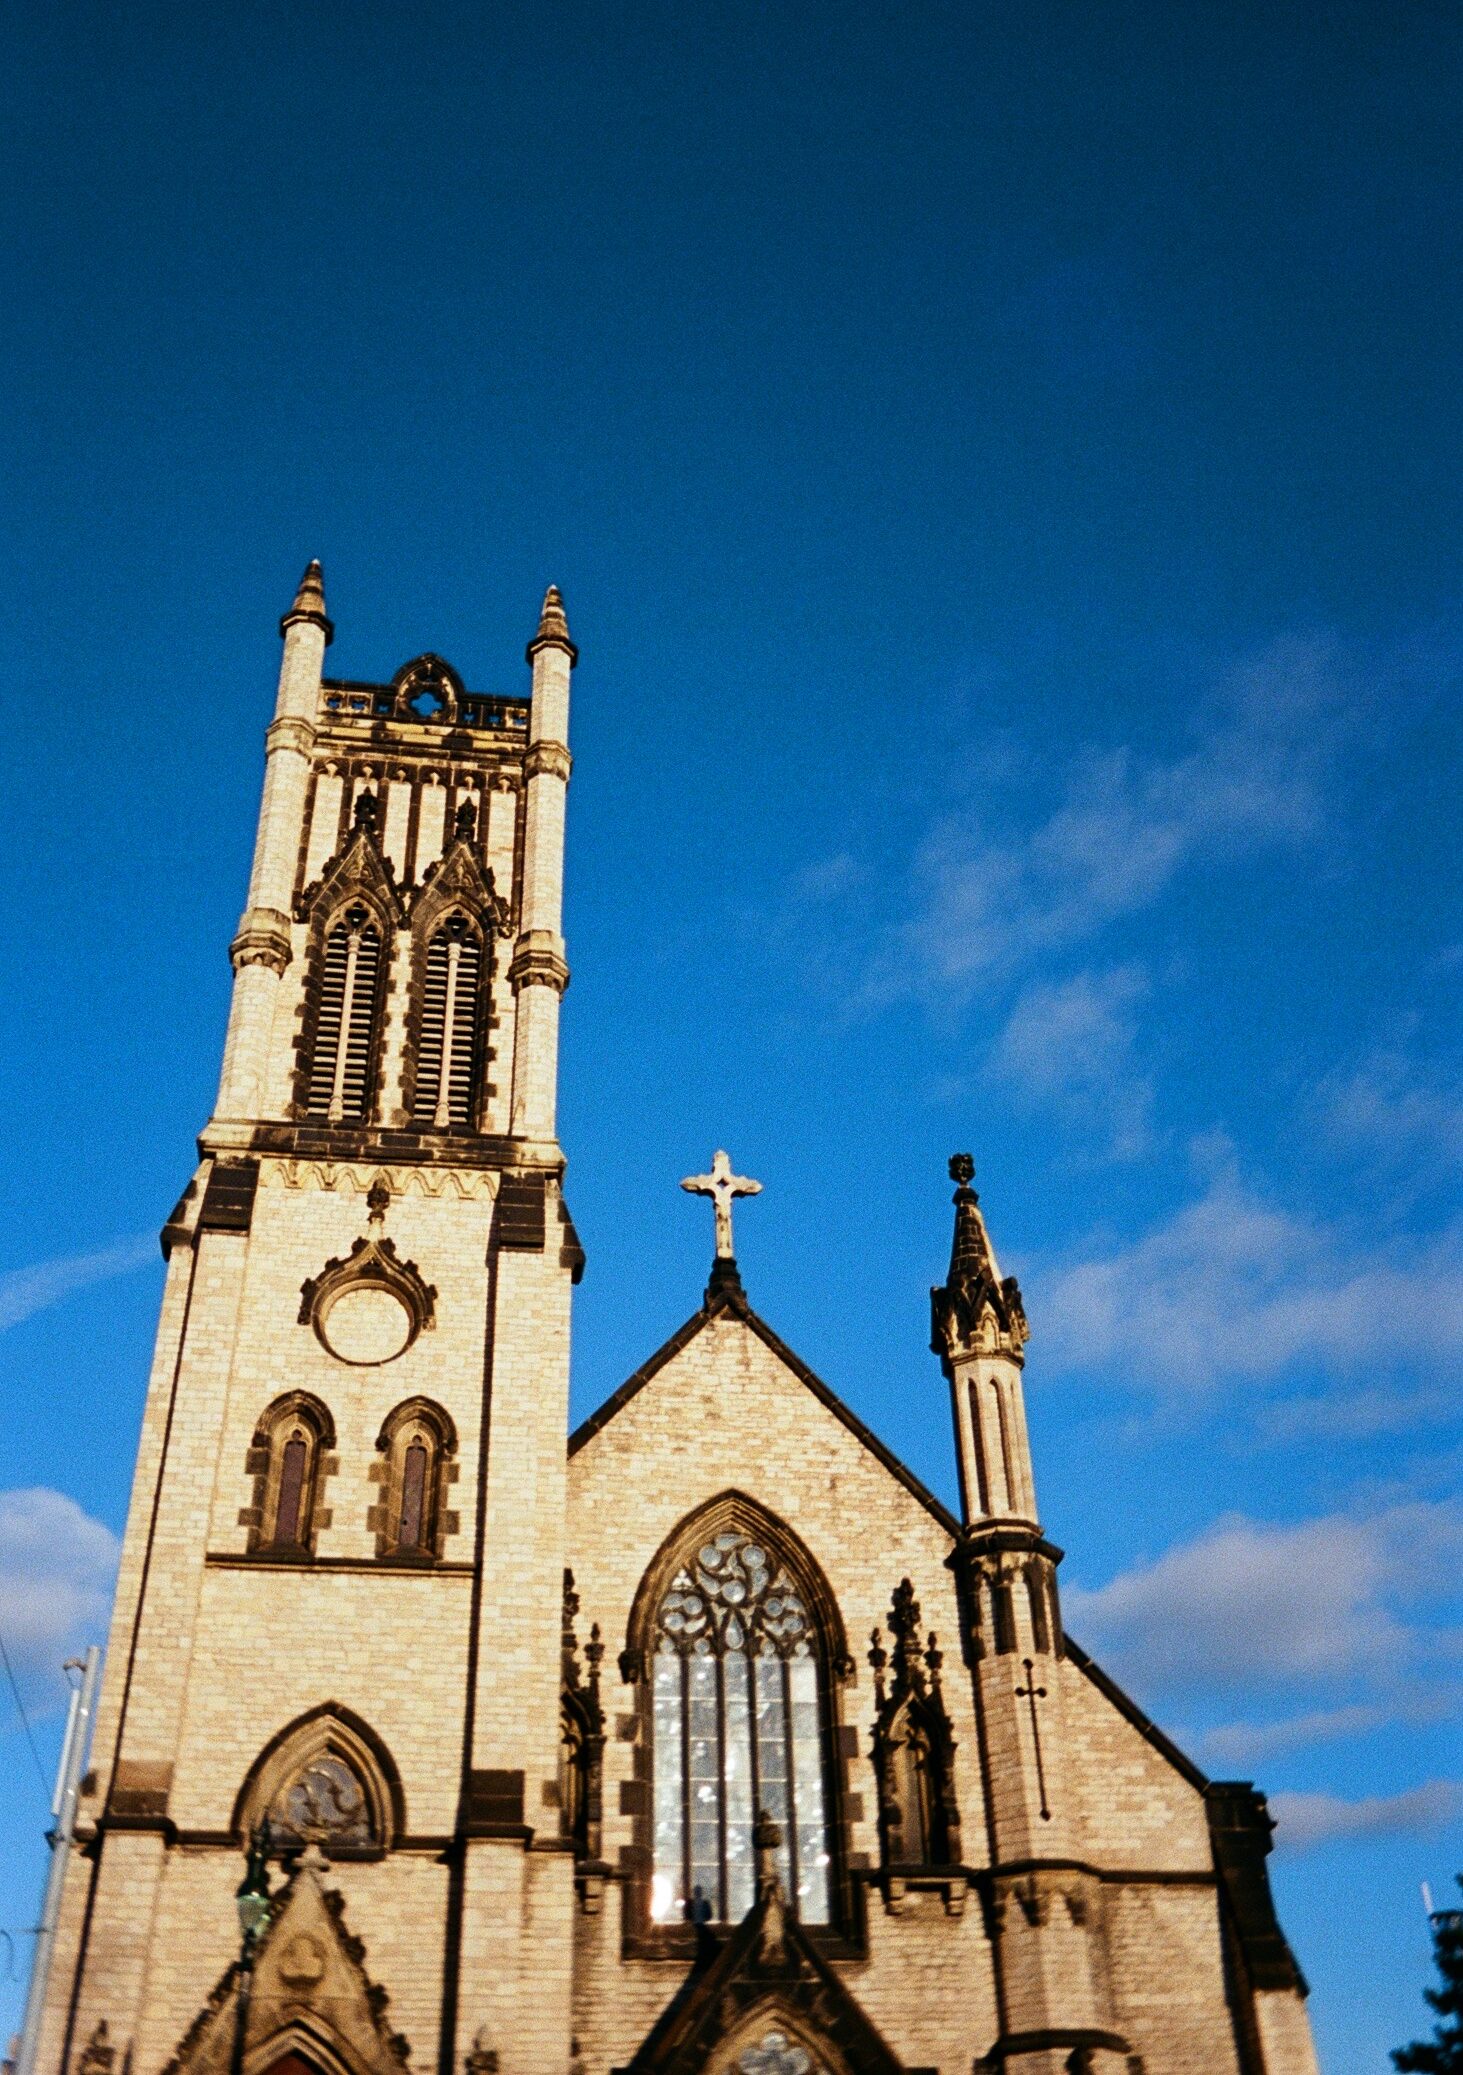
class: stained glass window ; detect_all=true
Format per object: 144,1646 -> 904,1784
650,1528 -> 832,1927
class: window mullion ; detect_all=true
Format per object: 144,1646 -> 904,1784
328,929 -> 362,1121
434,937 -> 462,1128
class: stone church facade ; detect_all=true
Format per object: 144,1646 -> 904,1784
34,570 -> 1320,2075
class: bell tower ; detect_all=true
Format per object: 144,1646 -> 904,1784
36,569 -> 584,2075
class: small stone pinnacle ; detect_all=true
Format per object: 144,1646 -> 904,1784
526,583 -> 578,665
280,558 -> 333,644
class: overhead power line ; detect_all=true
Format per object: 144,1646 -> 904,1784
0,1623 -> 51,1797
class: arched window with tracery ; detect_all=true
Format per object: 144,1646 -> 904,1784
235,1705 -> 401,1856
410,912 -> 485,1128
244,1394 -> 334,1556
304,903 -> 385,1121
643,1515 -> 838,1930
370,1399 -> 457,1561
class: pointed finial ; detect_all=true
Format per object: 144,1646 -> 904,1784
279,558 -> 334,645
947,1152 -> 986,1283
930,1151 -> 1030,1365
525,583 -> 578,666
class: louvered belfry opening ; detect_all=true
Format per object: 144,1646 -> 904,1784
305,903 -> 384,1121
413,913 -> 483,1129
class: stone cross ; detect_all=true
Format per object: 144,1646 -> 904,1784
680,1149 -> 761,1260
1014,1659 -> 1052,1822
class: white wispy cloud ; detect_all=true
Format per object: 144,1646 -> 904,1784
1200,1704 -> 1387,1767
0,1236 -> 156,1333
1269,1780 -> 1462,1852
1037,1157 -> 1463,1393
0,1489 -> 119,1712
1063,1501 -> 1463,1699
1317,1042 -> 1463,1175
988,964 -> 1152,1160
867,636 -> 1341,1005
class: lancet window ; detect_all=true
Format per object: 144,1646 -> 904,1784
305,904 -> 385,1121
410,912 -> 484,1128
244,1394 -> 334,1556
371,1399 -> 456,1561
649,1526 -> 834,1928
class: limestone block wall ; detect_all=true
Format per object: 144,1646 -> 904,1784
564,1309 -> 1266,2075
565,1312 -> 994,2075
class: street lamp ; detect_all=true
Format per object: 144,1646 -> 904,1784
230,1820 -> 273,2075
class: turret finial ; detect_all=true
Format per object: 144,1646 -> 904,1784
526,583 -> 578,666
930,1152 -> 1029,1368
279,558 -> 334,645
947,1153 -> 984,1282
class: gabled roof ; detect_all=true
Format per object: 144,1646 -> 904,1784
569,1268 -> 1217,1805
616,1875 -> 911,2075
567,1265 -> 961,1539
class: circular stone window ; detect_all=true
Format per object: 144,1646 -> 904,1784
317,1284 -> 414,1366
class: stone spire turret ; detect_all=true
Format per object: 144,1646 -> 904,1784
212,561 -> 333,1128
279,558 -> 334,644
525,582 -> 577,664
936,1159 -> 1117,2053
508,584 -> 576,1144
931,1156 -> 1033,1524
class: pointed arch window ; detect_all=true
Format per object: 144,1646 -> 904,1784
370,1399 -> 457,1561
647,1526 -> 834,1930
305,904 -> 384,1121
411,912 -> 484,1128
235,1706 -> 401,1857
244,1394 -> 334,1557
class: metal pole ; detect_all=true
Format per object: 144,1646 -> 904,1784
229,1946 -> 255,2075
15,1646 -> 102,2075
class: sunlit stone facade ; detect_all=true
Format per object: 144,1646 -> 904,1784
34,571 -> 1319,2075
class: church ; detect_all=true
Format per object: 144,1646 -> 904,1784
33,569 -> 1321,2075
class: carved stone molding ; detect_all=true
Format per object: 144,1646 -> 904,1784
930,1156 -> 1029,1369
299,1196 -> 436,1368
508,933 -> 570,994
867,1579 -> 962,1889
265,715 -> 316,757
523,739 -> 573,784
262,1160 -> 498,1202
76,2021 -> 117,2075
391,652 -> 463,725
230,907 -> 293,974
161,1848 -> 410,2075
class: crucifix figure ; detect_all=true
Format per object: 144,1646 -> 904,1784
680,1149 -> 762,1259
1014,1658 -> 1052,1821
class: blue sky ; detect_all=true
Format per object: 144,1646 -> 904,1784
2,1 -> 1461,2065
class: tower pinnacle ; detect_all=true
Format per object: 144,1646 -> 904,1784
526,583 -> 578,665
279,559 -> 334,644
931,1153 -> 1028,1370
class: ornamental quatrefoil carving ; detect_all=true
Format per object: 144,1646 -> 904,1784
299,1186 -> 437,1366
